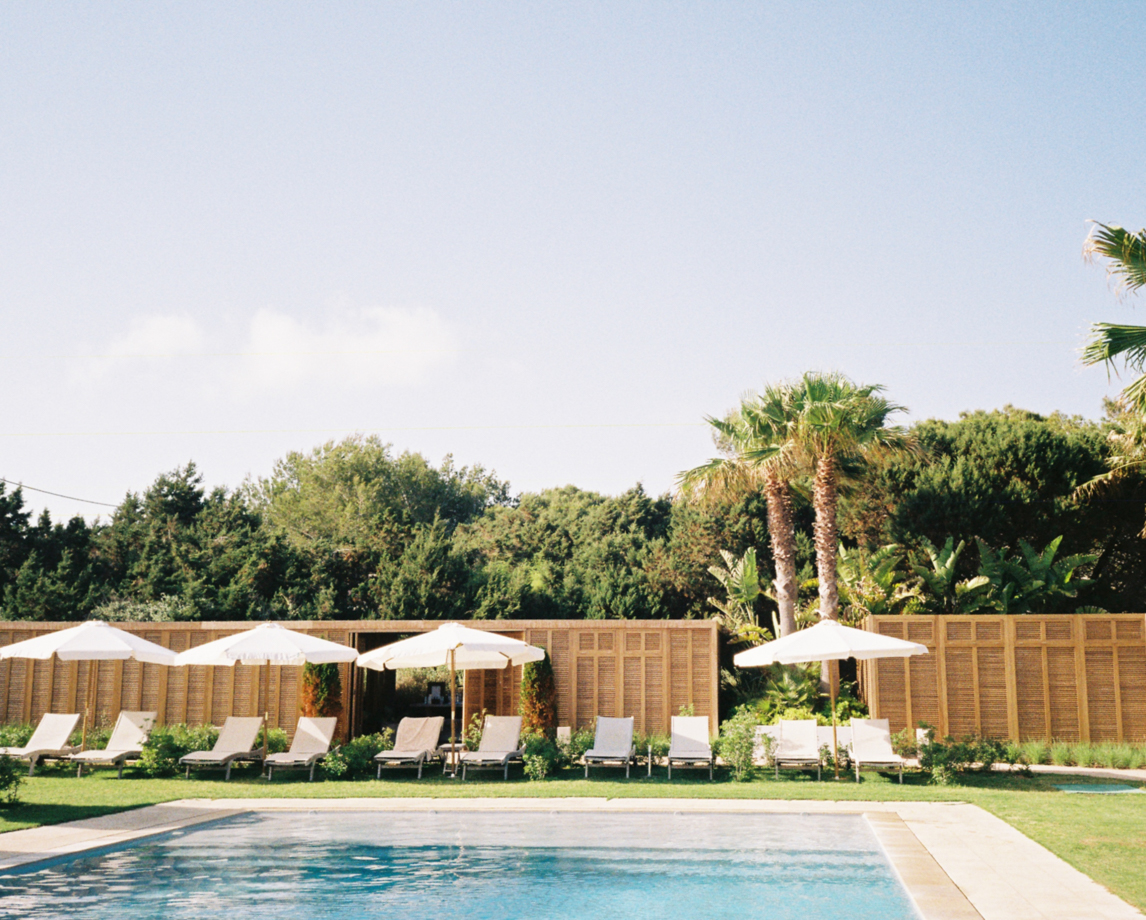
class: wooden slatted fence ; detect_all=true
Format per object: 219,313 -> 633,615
861,614 -> 1146,741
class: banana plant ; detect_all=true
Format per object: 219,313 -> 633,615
837,543 -> 923,623
707,547 -> 774,644
910,537 -> 992,615
975,536 -> 1097,614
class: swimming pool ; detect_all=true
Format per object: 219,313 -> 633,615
0,811 -> 920,919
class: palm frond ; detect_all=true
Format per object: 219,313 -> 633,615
1080,323 -> 1146,370
1084,222 -> 1146,297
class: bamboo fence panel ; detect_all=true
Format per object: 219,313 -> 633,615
862,614 -> 1146,741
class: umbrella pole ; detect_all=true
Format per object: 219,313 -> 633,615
449,648 -> 457,778
830,659 -> 840,781
261,663 -> 270,768
80,660 -> 96,751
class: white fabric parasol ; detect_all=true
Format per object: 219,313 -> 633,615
733,619 -> 928,779
356,623 -> 545,775
174,623 -> 358,763
0,620 -> 177,749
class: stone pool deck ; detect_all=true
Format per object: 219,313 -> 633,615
0,797 -> 1139,920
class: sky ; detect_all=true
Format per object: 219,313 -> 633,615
2,2 -> 1145,522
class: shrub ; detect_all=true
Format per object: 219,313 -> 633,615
139,724 -> 219,777
321,729 -> 394,780
257,727 -> 289,755
1050,740 -> 1074,766
521,731 -> 561,781
635,730 -> 670,761
69,723 -> 112,751
520,652 -> 557,738
300,663 -> 344,720
464,709 -> 488,750
0,755 -> 23,805
917,734 -> 1025,785
0,724 -> 33,748
557,727 -> 595,765
716,709 -> 758,781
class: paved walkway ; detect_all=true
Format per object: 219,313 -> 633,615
0,797 -> 1140,920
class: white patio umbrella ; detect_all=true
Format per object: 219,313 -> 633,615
356,622 -> 545,775
173,623 -> 359,763
0,620 -> 177,749
733,619 -> 928,779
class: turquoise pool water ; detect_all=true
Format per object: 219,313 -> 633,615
0,811 -> 919,919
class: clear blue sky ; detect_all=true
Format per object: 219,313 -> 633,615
2,2 -> 1144,520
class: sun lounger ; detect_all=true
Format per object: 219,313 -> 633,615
374,716 -> 444,779
666,715 -> 714,780
459,715 -> 523,780
774,719 -> 821,780
70,710 -> 156,778
850,718 -> 905,783
583,716 -> 636,779
0,712 -> 80,776
179,716 -> 264,780
265,717 -> 338,781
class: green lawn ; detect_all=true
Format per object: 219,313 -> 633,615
3,765 -> 1145,912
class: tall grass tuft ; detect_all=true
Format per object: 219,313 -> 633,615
1049,741 -> 1074,766
1019,740 -> 1051,765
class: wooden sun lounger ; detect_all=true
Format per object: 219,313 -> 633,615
265,717 -> 338,781
70,711 -> 156,778
583,716 -> 636,779
459,716 -> 523,780
179,716 -> 264,781
374,716 -> 444,779
0,713 -> 80,776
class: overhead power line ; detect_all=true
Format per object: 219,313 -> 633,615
0,477 -> 117,507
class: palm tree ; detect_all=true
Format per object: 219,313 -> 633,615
1082,222 -> 1146,408
784,372 -> 911,623
678,385 -> 801,636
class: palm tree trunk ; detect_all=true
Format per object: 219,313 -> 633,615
763,471 -> 798,636
812,453 -> 840,622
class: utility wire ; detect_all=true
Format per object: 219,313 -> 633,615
0,477 -> 117,507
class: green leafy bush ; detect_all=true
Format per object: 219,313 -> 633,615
0,755 -> 24,805
301,663 -> 344,719
521,731 -> 561,781
321,729 -> 394,780
635,730 -> 670,760
69,724 -> 112,751
464,709 -> 487,750
557,727 -> 594,765
139,724 -> 219,777
257,727 -> 289,755
918,733 -> 1027,785
0,724 -> 33,748
716,709 -> 758,781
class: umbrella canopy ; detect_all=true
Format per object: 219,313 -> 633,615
0,620 -> 176,667
733,619 -> 927,668
355,622 -> 545,672
173,623 -> 358,667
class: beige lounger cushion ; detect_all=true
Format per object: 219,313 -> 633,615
775,719 -> 820,764
459,716 -> 522,765
70,711 -> 156,765
667,716 -> 712,760
850,718 -> 905,767
265,717 -> 338,766
584,716 -> 635,761
0,713 -> 80,760
375,716 -> 444,762
181,716 -> 264,764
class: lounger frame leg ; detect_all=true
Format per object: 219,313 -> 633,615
309,763 -> 316,782
185,765 -> 190,779
625,759 -> 630,779
377,763 -> 383,780
27,758 -> 37,778
225,761 -> 232,781
76,763 -> 83,779
584,762 -> 589,779
267,765 -> 274,781
117,763 -> 124,780
504,762 -> 509,781
898,763 -> 903,784
668,760 -> 672,781
462,761 -> 468,781
417,760 -> 423,780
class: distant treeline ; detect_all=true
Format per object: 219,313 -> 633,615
2,406 -> 1144,623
